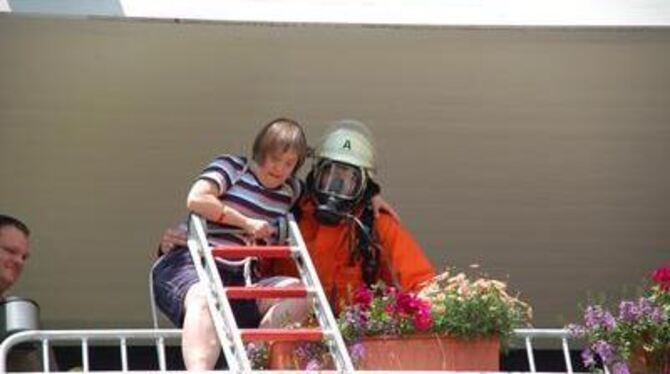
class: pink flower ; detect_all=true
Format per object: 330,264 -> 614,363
652,265 -> 670,291
396,292 -> 419,315
353,286 -> 373,307
413,304 -> 433,331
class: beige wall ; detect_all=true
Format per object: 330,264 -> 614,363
1,16 -> 669,330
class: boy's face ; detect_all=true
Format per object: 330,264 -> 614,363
256,149 -> 299,189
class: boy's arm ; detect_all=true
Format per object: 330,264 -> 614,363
186,179 -> 275,239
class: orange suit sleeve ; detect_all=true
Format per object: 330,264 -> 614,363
375,213 -> 436,292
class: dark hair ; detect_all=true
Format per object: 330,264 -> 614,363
0,214 -> 30,237
252,118 -> 308,173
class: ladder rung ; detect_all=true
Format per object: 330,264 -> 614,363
226,286 -> 309,299
240,328 -> 323,342
212,246 -> 293,259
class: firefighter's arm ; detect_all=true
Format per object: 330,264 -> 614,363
156,225 -> 187,257
376,214 -> 435,291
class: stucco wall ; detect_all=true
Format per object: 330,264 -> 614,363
1,16 -> 669,329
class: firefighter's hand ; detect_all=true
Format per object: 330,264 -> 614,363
371,195 -> 401,221
158,226 -> 187,255
243,218 -> 276,239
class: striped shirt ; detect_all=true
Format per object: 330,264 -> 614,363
197,154 -> 302,246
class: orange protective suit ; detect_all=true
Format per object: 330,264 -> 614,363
267,200 -> 435,311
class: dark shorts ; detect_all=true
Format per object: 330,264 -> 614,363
151,246 -> 262,328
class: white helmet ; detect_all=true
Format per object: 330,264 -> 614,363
311,120 -> 377,225
314,119 -> 376,172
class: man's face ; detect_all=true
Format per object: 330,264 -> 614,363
315,161 -> 363,199
0,225 -> 31,292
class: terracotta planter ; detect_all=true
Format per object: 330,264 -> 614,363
358,333 -> 500,371
269,334 -> 500,370
625,348 -> 670,374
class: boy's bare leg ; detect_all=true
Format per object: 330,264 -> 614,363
182,282 -> 220,370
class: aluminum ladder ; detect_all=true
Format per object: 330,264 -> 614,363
187,213 -> 354,372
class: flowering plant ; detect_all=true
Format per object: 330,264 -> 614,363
419,269 -> 532,348
270,283 -> 424,371
569,265 -> 670,373
338,282 -> 433,342
290,271 -> 530,370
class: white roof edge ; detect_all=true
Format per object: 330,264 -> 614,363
1,0 -> 670,27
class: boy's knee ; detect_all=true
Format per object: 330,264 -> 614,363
184,282 -> 209,312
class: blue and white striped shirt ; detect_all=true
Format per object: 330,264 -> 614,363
197,154 -> 302,246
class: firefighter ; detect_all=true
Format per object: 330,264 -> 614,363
271,119 -> 435,311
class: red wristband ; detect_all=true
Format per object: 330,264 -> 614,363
217,210 -> 226,223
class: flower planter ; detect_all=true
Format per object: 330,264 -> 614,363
269,334 -> 500,370
358,333 -> 500,371
624,348 -> 670,374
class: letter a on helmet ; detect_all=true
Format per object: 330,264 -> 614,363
315,119 -> 376,171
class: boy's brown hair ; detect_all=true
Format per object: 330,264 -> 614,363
252,118 -> 308,173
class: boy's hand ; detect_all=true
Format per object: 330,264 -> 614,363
243,218 -> 276,240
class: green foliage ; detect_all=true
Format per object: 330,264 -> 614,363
421,270 -> 532,349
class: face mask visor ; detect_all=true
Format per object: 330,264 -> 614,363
314,161 -> 365,202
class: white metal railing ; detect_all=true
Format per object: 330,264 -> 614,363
513,328 -> 584,373
0,329 -> 181,373
0,328 -> 590,373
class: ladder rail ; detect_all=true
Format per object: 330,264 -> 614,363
188,214 -> 252,372
194,213 -> 354,372
286,216 -> 355,371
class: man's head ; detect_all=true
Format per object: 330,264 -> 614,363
310,120 -> 377,225
0,215 -> 31,295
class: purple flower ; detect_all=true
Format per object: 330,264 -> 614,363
593,340 -> 617,364
581,348 -> 596,367
584,305 -> 616,331
349,342 -> 366,362
602,311 -> 616,330
618,301 -> 639,322
342,308 -> 365,333
567,323 -> 586,338
305,359 -> 321,371
638,297 -> 654,316
650,306 -> 666,324
635,297 -> 667,323
610,361 -> 630,374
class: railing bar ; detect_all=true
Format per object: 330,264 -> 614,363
120,337 -> 128,372
561,337 -> 574,373
2,328 -> 597,373
525,336 -> 536,372
157,337 -> 167,371
41,338 -> 50,373
82,338 -> 89,372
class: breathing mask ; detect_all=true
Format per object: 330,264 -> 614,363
313,160 -> 367,225
311,120 -> 376,225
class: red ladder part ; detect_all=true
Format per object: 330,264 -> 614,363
212,245 -> 292,259
225,286 -> 309,299
240,328 -> 324,342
